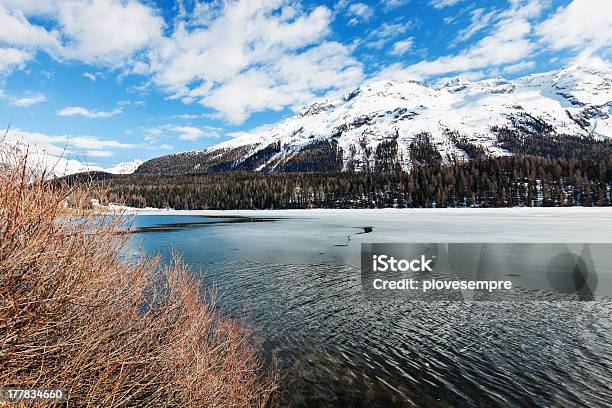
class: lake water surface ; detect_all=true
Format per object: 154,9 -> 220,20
125,209 -> 612,407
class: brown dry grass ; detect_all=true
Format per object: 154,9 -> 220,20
0,138 -> 279,406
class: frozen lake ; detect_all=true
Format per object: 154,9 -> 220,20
125,208 -> 612,407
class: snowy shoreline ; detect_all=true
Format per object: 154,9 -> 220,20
113,205 -> 612,218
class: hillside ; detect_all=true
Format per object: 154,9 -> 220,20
137,64 -> 611,175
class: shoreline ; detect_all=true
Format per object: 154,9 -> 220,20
110,205 -> 612,217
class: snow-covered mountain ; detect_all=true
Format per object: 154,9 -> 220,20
103,159 -> 144,175
138,64 -> 610,174
0,140 -> 143,177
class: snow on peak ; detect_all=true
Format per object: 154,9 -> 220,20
105,159 -> 144,174
0,138 -> 144,177
437,76 -> 472,92
551,64 -> 612,106
202,64 -> 611,172
300,100 -> 334,117
472,77 -> 515,94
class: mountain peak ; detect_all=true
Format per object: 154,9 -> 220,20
105,159 -> 144,175
437,76 -> 472,92
138,64 -> 611,175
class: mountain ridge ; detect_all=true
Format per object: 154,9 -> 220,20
136,63 -> 611,175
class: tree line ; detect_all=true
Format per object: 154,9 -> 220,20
75,155 -> 610,209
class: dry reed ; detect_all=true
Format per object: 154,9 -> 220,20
0,138 -> 279,407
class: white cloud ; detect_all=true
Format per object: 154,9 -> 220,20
0,4 -> 60,48
174,125 -> 220,141
381,0 -> 409,11
365,21 -> 414,49
0,90 -> 46,106
0,0 -> 57,16
82,72 -> 96,81
0,0 -> 362,124
226,122 -> 276,138
0,0 -> 164,70
201,41 -> 363,123
147,124 -> 222,141
185,0 -> 225,27
346,3 -> 373,26
373,62 -> 423,82
173,113 -> 201,120
389,37 -> 414,56
117,99 -> 145,106
371,22 -> 411,40
454,8 -> 498,44
57,0 -> 164,65
429,0 -> 464,9
502,60 -> 535,74
10,93 -> 46,106
149,2 -> 332,87
0,47 -> 32,72
386,0 -> 548,79
6,128 -> 136,158
568,54 -> 611,72
66,135 -> 134,149
85,150 -> 113,157
145,1 -> 361,124
536,0 -> 612,53
57,106 -> 122,118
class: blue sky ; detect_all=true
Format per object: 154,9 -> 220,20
1,0 -> 610,167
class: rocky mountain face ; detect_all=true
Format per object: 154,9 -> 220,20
137,64 -> 611,175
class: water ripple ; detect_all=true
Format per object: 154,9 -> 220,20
194,261 -> 612,407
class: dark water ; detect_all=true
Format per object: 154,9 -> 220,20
125,211 -> 612,407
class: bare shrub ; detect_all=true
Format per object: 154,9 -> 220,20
0,139 -> 279,406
